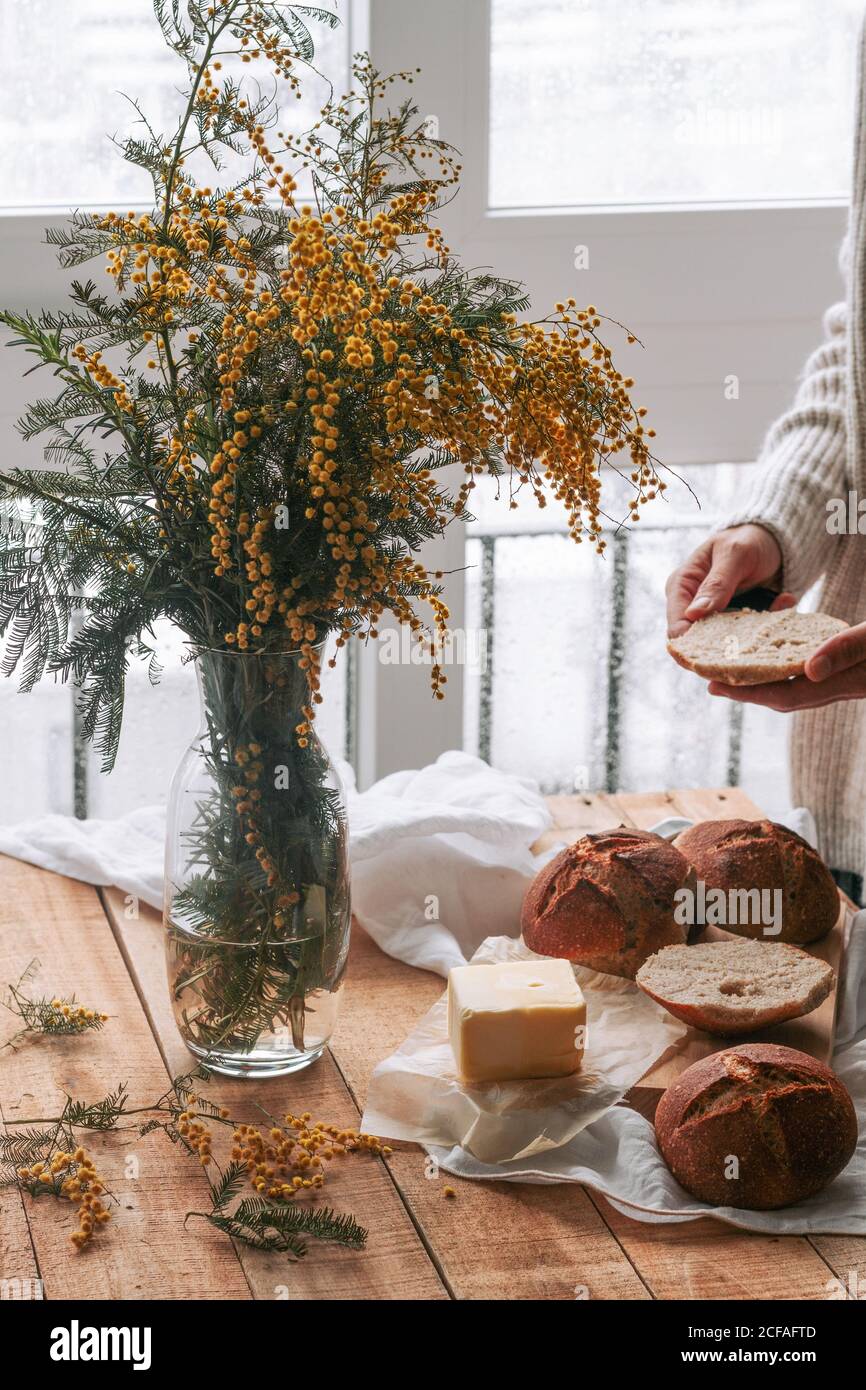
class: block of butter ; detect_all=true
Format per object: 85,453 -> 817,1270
447,959 -> 586,1084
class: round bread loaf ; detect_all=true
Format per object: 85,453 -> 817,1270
673,819 -> 838,945
635,940 -> 834,1035
654,1043 -> 858,1209
667,608 -> 847,685
521,828 -> 695,979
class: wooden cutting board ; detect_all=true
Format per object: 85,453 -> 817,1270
626,898 -> 854,1121
539,787 -> 855,1122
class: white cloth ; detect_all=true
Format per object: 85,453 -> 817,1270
0,804 -> 166,911
0,752 -> 549,939
345,752 -> 552,974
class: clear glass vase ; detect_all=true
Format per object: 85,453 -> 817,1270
164,646 -> 351,1077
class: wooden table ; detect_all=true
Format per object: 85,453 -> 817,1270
1,785 -> 863,1301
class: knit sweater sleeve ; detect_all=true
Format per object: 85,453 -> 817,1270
723,301 -> 848,597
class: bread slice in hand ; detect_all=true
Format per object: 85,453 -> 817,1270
667,608 -> 847,685
635,940 -> 834,1035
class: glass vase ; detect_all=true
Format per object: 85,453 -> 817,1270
164,646 -> 351,1077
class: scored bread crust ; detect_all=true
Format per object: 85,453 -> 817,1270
635,940 -> 834,1035
654,1043 -> 858,1209
667,608 -> 848,685
673,818 -> 839,945
520,828 -> 695,979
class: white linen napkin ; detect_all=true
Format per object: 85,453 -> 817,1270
0,753 -> 551,943
0,804 -> 166,910
345,751 -> 552,974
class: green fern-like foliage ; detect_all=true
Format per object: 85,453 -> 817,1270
0,1 -> 658,1061
203,1195 -> 367,1257
0,6 -> 529,771
62,1085 -> 130,1131
1,960 -> 111,1049
0,1128 -> 56,1183
0,0 -> 653,768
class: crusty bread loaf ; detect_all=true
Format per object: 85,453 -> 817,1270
654,1043 -> 857,1209
667,608 -> 847,685
673,819 -> 838,945
635,940 -> 834,1035
521,828 -> 695,979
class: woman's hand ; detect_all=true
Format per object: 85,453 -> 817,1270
709,622 -> 866,711
666,524 -> 790,638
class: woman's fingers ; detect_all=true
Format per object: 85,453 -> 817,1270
683,543 -> 748,620
665,542 -> 713,637
665,526 -> 784,638
708,676 -> 814,711
769,591 -> 797,611
804,622 -> 866,682
709,664 -> 866,711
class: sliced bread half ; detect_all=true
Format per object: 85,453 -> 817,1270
635,940 -> 834,1035
667,608 -> 847,685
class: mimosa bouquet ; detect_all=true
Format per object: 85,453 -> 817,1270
0,0 -> 658,1072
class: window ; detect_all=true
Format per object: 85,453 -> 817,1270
0,1 -> 359,822
489,0 -> 864,210
0,0 -> 858,812
463,467 -> 791,815
367,0 -> 853,806
0,0 -> 349,209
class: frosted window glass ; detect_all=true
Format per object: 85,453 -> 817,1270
463,464 -> 791,811
489,0 -> 863,208
0,671 -> 74,820
0,0 -> 348,209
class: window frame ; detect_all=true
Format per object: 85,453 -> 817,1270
0,0 -> 854,797
0,2 -> 370,814
357,0 -> 852,784
452,0 -> 850,463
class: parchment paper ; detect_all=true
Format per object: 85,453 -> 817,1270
362,934 -> 687,1163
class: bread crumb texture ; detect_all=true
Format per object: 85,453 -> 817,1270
636,940 -> 833,1035
667,608 -> 847,685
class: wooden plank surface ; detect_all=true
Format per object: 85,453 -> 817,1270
593,1203 -> 847,1301
2,786 -> 864,1301
0,1161 -> 40,1299
333,937 -> 856,1303
104,886 -> 649,1300
100,887 -> 448,1302
0,856 -> 251,1301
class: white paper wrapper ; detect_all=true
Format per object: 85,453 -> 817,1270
361,934 -> 687,1163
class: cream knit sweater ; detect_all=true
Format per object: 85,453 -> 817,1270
725,25 -> 866,876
